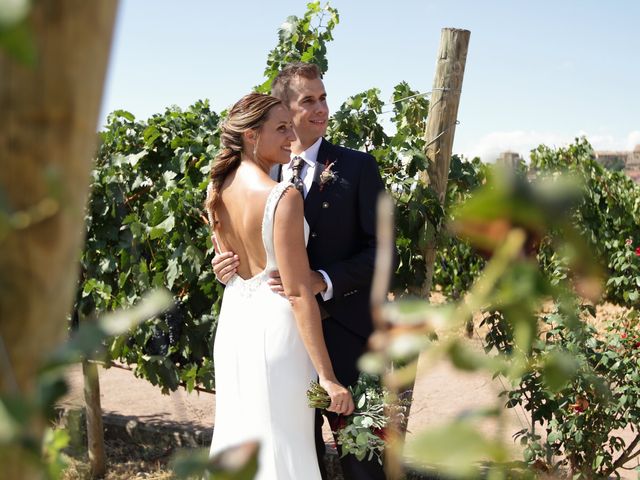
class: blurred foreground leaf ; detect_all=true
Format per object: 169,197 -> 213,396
0,0 -> 36,65
44,289 -> 173,371
406,421 -> 509,477
171,442 -> 259,480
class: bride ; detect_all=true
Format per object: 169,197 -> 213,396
205,93 -> 354,479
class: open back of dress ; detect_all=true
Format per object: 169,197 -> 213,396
209,182 -> 320,480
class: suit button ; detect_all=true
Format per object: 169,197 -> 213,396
322,202 -> 330,209
311,232 -> 318,238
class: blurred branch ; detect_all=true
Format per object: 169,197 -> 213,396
371,192 -> 395,331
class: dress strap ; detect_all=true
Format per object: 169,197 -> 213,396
262,182 -> 295,271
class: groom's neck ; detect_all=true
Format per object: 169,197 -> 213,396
291,136 -> 321,155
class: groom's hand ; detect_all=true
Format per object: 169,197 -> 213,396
268,270 -> 327,297
212,251 -> 239,284
267,271 -> 285,297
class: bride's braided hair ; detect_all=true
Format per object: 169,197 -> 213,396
205,93 -> 282,226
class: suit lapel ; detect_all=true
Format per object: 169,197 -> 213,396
304,138 -> 333,227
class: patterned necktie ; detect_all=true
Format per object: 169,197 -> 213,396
289,156 -> 305,195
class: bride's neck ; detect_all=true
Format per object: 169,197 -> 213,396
241,154 -> 273,175
240,157 -> 275,177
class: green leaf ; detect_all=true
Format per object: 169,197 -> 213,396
171,443 -> 259,479
0,396 -> 26,442
356,432 -> 369,446
547,431 -> 562,443
150,214 -> 175,239
0,19 -> 37,65
593,453 -> 604,469
541,351 -> 579,392
110,109 -> 135,122
406,421 -> 508,476
357,352 -> 386,375
279,16 -> 297,40
0,0 -> 30,25
43,427 -> 70,478
163,170 -> 177,186
166,258 -> 179,289
127,150 -> 148,166
183,245 -> 204,274
45,290 -> 172,369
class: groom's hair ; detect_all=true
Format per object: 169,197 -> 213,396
271,62 -> 322,105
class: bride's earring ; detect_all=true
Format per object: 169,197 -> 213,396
253,134 -> 260,161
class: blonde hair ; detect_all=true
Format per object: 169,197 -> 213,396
205,93 -> 282,224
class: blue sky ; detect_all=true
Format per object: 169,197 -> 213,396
100,1 -> 640,161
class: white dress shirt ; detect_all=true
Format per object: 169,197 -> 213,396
281,137 -> 334,301
281,137 -> 322,197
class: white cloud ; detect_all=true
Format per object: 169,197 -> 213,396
577,130 -> 617,151
462,130 -> 640,162
579,130 -> 640,152
463,130 -> 572,162
626,131 -> 640,150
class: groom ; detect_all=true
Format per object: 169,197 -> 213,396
213,62 -> 386,480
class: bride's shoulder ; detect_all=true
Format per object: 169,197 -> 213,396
253,180 -> 280,201
273,185 -> 303,217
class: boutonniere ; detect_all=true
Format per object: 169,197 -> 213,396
319,160 -> 338,191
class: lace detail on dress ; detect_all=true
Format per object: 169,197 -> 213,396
227,271 -> 266,299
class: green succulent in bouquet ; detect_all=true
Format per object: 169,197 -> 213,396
307,373 -> 409,464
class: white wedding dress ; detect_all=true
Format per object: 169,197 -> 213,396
209,182 -> 321,480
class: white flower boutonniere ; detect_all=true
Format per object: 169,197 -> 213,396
319,160 -> 337,191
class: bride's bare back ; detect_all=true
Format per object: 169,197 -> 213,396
212,162 -> 275,280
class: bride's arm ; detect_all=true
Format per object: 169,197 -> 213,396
273,188 -> 354,416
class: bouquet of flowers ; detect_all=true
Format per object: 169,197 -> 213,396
306,373 -> 409,464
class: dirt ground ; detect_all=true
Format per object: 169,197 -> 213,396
59,338 -> 526,446
58,304 -> 639,479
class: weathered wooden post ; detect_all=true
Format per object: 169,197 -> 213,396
420,28 -> 471,297
369,29 -> 470,479
83,359 -> 106,477
401,26 -> 470,477
0,1 -> 118,478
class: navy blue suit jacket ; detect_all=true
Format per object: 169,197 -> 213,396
292,138 -> 384,340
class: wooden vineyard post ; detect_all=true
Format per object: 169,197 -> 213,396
83,359 -> 106,478
420,28 -> 471,297
369,28 -> 470,480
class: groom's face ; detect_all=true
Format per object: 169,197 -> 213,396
286,76 -> 329,149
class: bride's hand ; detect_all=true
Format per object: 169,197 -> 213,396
320,377 -> 354,416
